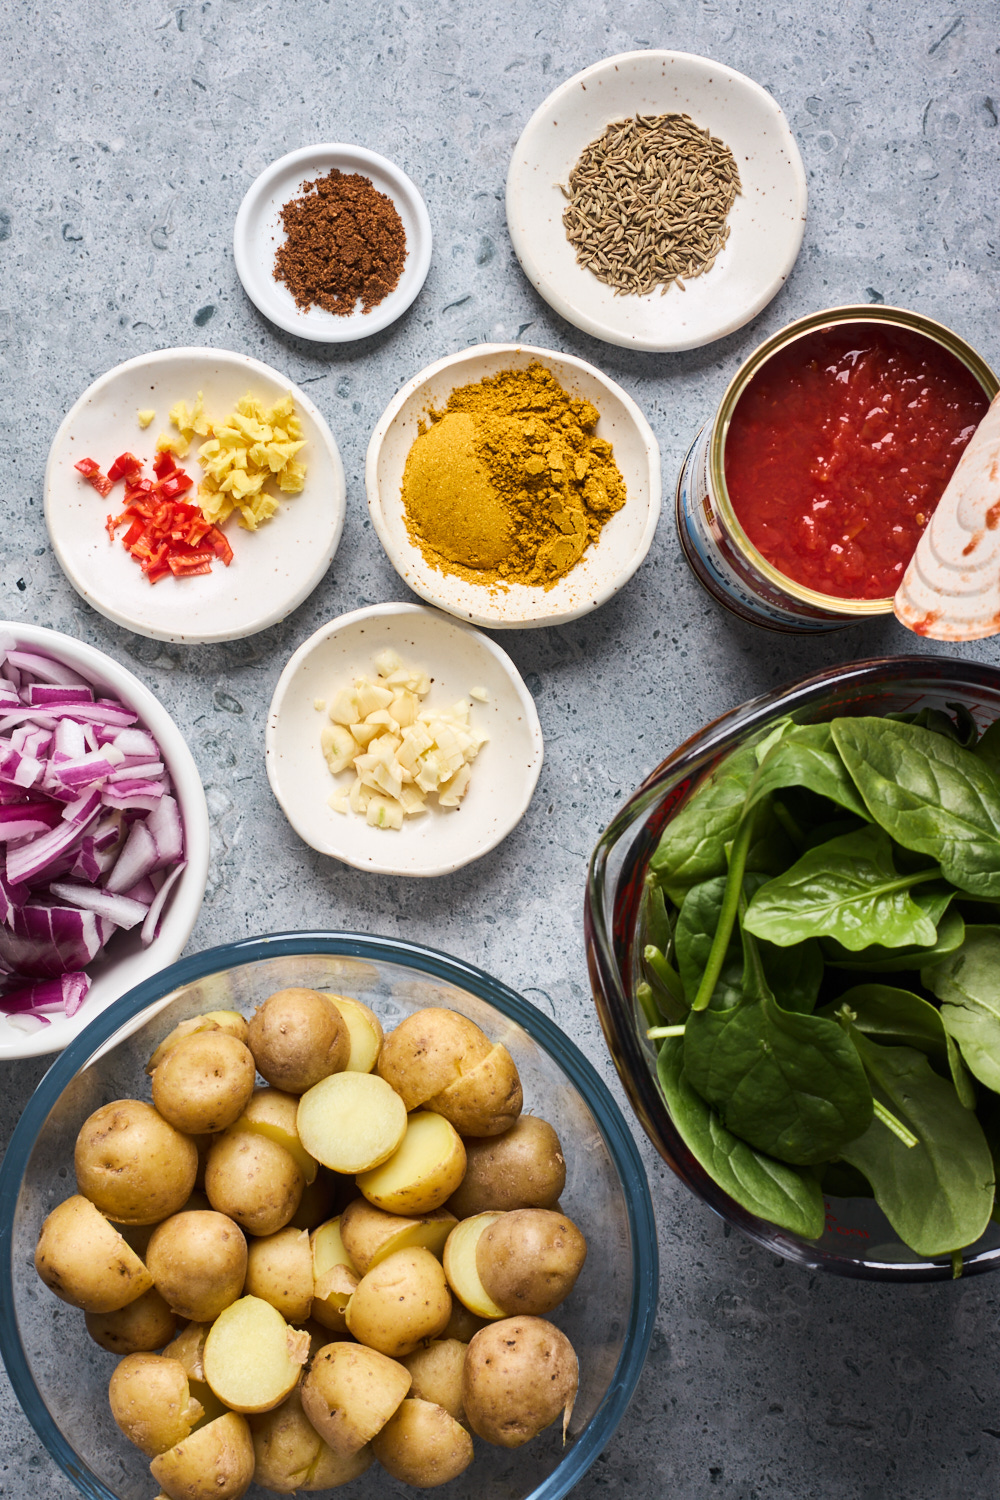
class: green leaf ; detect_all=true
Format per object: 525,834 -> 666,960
684,994 -> 873,1165
886,704 -> 978,749
973,719 -> 1000,778
642,876 -> 675,954
820,984 -> 949,1055
676,875 -> 822,1014
650,739 -> 761,898
922,926 -> 1000,1094
747,723 -> 870,820
743,826 -> 940,951
839,1033 -> 995,1257
823,906 -> 966,973
832,718 -> 1000,899
655,1038 -> 825,1239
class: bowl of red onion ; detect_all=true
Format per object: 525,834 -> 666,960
0,623 -> 209,1059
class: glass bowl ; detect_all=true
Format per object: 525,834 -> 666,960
0,932 -> 657,1500
585,655 -> 1000,1282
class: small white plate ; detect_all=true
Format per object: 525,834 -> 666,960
506,50 -> 807,352
366,343 -> 661,629
45,347 -> 346,644
266,603 -> 544,877
234,144 -> 432,342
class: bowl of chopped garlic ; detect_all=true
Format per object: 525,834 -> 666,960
44,347 -> 346,643
265,603 -> 544,876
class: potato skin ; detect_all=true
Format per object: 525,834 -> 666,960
462,1317 -> 578,1448
152,1032 -> 256,1136
376,1008 -> 491,1110
85,1286 -> 176,1354
249,1387 -> 374,1492
345,1247 -> 452,1358
476,1209 -> 587,1316
150,1410 -> 255,1500
35,1194 -> 153,1313
74,1099 -> 198,1224
300,1341 -> 411,1456
340,1198 -> 456,1276
108,1353 -> 204,1456
244,1226 -> 314,1323
400,1339 -> 467,1425
146,1210 -> 248,1323
205,1130 -> 304,1237
446,1116 -> 566,1218
371,1397 -> 474,1488
426,1044 -> 523,1138
248,988 -> 349,1095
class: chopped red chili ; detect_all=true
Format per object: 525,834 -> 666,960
74,457 -> 113,498
92,450 -> 233,584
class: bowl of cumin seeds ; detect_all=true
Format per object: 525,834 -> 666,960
506,50 -> 807,352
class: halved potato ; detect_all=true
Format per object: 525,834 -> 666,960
310,1217 -> 359,1333
109,1353 -> 204,1456
322,994 -> 383,1074
376,1008 -> 491,1109
339,1198 -> 456,1276
356,1112 -> 466,1217
297,1072 -> 406,1174
300,1341 -> 411,1456
426,1043 -> 522,1137
35,1194 -> 153,1313
228,1088 -> 318,1184
345,1247 -> 451,1358
476,1208 -> 587,1316
250,1387 -> 374,1492
150,1410 -> 255,1500
442,1214 -> 505,1319
245,1226 -> 315,1323
400,1339 -> 467,1425
203,1296 -> 310,1413
371,1397 -> 473,1487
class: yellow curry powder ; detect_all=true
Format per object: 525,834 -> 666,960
401,362 -> 626,589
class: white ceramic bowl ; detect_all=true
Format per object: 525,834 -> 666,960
234,143 -> 432,342
0,623 -> 209,1060
506,50 -> 807,352
265,603 -> 544,876
366,344 -> 661,628
44,347 -> 346,643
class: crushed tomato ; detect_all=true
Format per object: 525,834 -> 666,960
78,451 -> 234,584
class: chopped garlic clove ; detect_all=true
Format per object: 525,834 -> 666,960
137,409 -> 155,429
321,724 -> 359,775
329,689 -> 359,727
354,678 -> 394,718
470,686 -> 489,702
374,648 -> 403,677
313,698 -> 326,712
439,764 -> 472,808
366,796 -> 404,830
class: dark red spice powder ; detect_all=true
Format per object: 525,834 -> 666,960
274,168 -> 408,317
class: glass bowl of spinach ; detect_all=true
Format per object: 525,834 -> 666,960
586,655 -> 1000,1281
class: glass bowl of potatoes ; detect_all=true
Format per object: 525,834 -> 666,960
0,931 -> 657,1500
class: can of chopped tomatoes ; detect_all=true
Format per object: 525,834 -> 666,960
676,304 -> 998,633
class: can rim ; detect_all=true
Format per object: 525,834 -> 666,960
708,304 -> 1000,616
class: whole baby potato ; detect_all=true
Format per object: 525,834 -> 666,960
35,1194 -> 153,1313
345,1247 -> 452,1358
249,1387 -> 374,1492
228,1087 -> 318,1183
152,1032 -> 256,1136
476,1208 -> 587,1316
85,1286 -> 176,1354
426,1043 -> 523,1138
371,1397 -> 474,1488
75,1099 -> 198,1224
376,1008 -> 492,1110
447,1116 -> 566,1218
248,988 -> 349,1094
463,1316 -> 578,1448
244,1226 -> 314,1323
150,1411 -> 255,1500
108,1353 -> 204,1456
146,1210 -> 248,1322
400,1339 -> 467,1425
300,1341 -> 411,1456
205,1130 -> 304,1236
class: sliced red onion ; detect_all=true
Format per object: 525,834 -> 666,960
107,761 -> 165,782
0,872 -> 28,924
53,718 -> 87,760
49,750 -> 126,792
112,728 -> 160,759
0,904 -> 114,979
61,788 -> 105,825
5,1012 -> 50,1034
3,651 -> 88,687
0,973 -> 90,1015
147,794 -> 183,869
25,685 -> 95,707
122,874 -> 158,904
0,803 -> 62,840
141,861 -> 186,946
7,804 -> 100,885
105,819 -> 159,894
49,880 -> 149,930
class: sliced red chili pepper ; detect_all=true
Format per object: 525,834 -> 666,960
107,452 -> 143,482
208,527 -> 234,565
75,457 -> 100,476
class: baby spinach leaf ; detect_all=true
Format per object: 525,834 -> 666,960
743,826 -> 940,951
816,1159 -> 874,1199
650,740 -> 761,899
922,927 -> 1000,1095
886,703 -> 978,749
838,1033 -> 994,1257
823,907 -> 966,973
676,874 -> 822,1014
747,723 -> 870,820
973,719 -> 1000,779
832,718 -> 1000,899
820,984 -> 948,1055
684,994 -> 873,1165
656,1038 -> 825,1239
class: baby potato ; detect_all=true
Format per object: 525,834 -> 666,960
356,1111 -> 466,1217
371,1397 -> 473,1488
447,1115 -> 566,1217
463,1316 -> 578,1448
162,1322 -> 227,1426
203,1295 -> 310,1414
108,1353 -> 204,1457
228,1087 -> 318,1183
245,1226 -> 314,1323
345,1247 -> 451,1358
249,1387 -> 374,1492
248,988 -> 349,1094
339,1198 -> 456,1276
150,1410 -> 255,1500
152,1032 -> 256,1136
442,1214 -> 505,1320
476,1208 -> 587,1316
75,1099 -> 198,1224
322,993 -> 383,1073
146,1210 -> 248,1323
85,1286 -> 176,1354
297,1072 -> 406,1174
310,1217 -> 359,1333
376,1008 -> 492,1109
146,1017 -> 222,1075
205,1130 -> 304,1236
35,1194 -> 153,1313
300,1341 -> 411,1456
400,1339 -> 467,1425
427,1043 -> 523,1137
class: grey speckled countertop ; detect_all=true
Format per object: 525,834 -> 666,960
2,2 -> 999,1496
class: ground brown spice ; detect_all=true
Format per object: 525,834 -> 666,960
274,169 -> 407,316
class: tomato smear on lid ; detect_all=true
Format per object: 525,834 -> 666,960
78,451 -> 234,583
724,324 -> 990,600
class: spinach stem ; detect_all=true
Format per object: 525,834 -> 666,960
691,805 -> 757,1013
644,944 -> 683,999
951,1249 -> 963,1280
635,981 -> 661,1031
873,1099 -> 919,1148
772,798 -> 805,851
646,1024 -> 687,1038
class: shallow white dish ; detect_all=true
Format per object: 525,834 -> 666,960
234,144 -> 432,342
266,603 -> 543,877
44,347 -> 346,644
0,623 -> 209,1060
366,343 -> 661,629
506,50 -> 807,352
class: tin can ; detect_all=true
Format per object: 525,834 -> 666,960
676,305 -> 999,634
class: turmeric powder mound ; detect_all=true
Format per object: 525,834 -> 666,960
400,362 -> 626,590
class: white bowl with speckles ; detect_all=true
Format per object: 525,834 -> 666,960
365,343 -> 661,629
506,50 -> 807,352
265,602 -> 544,877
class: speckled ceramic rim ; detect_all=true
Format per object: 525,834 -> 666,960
0,931 -> 658,1500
